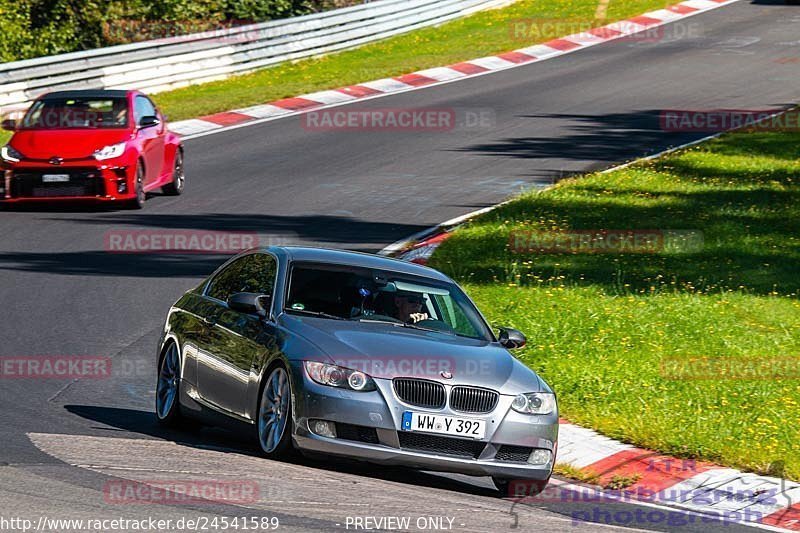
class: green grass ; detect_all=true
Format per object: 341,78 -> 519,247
154,0 -> 670,121
554,462 -> 601,484
429,130 -> 800,480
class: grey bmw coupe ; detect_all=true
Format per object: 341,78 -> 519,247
155,246 -> 558,493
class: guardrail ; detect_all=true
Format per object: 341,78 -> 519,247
0,0 -> 510,113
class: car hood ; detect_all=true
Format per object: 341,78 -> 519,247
10,129 -> 131,159
280,314 -> 545,392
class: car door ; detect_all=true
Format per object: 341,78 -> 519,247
197,253 -> 278,417
133,95 -> 165,186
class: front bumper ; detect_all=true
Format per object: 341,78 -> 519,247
1,162 -> 136,202
294,433 -> 554,480
290,362 -> 558,480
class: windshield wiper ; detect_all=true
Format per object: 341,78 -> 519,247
359,318 -> 449,335
399,322 -> 454,335
356,317 -> 402,325
286,309 -> 346,320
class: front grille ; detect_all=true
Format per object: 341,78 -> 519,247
11,169 -> 104,198
450,386 -> 499,413
334,423 -> 379,444
393,378 -> 446,409
495,445 -> 533,463
398,432 -> 485,459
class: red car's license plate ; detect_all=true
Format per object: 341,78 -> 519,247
42,174 -> 70,183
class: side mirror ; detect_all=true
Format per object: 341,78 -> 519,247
227,292 -> 270,318
1,119 -> 16,131
498,327 -> 526,349
138,115 -> 160,128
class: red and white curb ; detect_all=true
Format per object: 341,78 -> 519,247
550,421 -> 800,531
392,231 -> 452,264
379,201 -> 504,264
169,0 -> 740,139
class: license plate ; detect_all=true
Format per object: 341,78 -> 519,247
42,174 -> 70,183
402,411 -> 486,439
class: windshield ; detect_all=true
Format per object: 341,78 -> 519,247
285,263 -> 493,341
21,97 -> 129,129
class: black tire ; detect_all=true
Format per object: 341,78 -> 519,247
155,342 -> 183,427
255,364 -> 295,459
162,149 -> 184,196
128,162 -> 146,209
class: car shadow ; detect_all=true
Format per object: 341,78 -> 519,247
64,404 -> 500,498
0,213 -> 429,277
1,202 -> 121,213
0,191 -> 166,213
454,108 -> 796,165
46,212 -> 429,243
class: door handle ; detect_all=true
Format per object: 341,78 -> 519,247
202,316 -> 217,327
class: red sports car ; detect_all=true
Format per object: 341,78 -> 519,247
1,89 -> 183,208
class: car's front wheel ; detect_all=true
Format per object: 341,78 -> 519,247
162,149 -> 184,196
156,342 -> 183,426
256,365 -> 295,458
128,163 -> 146,209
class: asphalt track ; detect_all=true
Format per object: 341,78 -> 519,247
0,1 -> 798,531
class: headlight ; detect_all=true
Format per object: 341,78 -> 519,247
511,392 -> 556,415
304,361 -> 376,392
93,142 -> 126,160
1,145 -> 23,163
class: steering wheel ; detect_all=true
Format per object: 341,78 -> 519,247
361,313 -> 403,323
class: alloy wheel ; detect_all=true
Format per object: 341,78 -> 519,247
258,367 -> 291,454
156,343 -> 180,419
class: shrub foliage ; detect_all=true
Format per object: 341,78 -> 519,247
0,0 -> 358,62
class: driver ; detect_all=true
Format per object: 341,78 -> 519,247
392,291 -> 428,324
113,99 -> 128,126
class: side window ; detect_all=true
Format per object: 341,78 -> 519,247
207,254 -> 277,303
133,96 -> 157,125
432,294 -> 476,337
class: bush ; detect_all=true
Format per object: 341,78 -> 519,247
0,0 -> 361,62
0,0 -> 80,61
